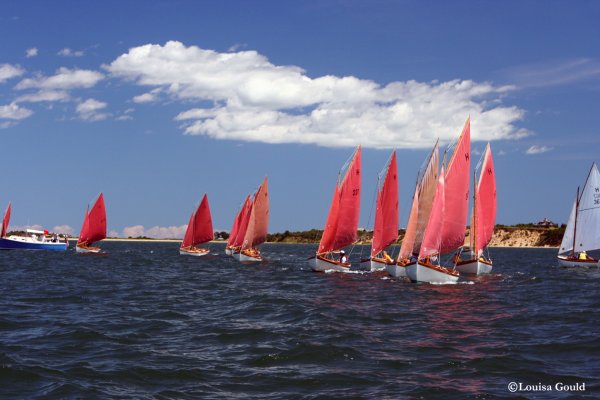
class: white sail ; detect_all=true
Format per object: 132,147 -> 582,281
574,163 -> 600,252
559,194 -> 577,255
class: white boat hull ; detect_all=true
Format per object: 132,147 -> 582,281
179,248 -> 210,256
557,255 -> 599,268
362,257 -> 391,272
456,259 -> 493,275
225,247 -> 232,256
232,251 -> 241,261
309,255 -> 350,272
75,244 -> 101,253
406,262 -> 459,283
386,262 -> 411,278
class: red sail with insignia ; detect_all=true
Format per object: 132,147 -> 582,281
474,143 -> 496,255
318,146 -> 362,254
439,118 -> 471,254
227,196 -> 250,248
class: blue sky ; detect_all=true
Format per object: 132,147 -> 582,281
1,0 -> 599,238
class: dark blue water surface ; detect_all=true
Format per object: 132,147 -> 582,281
1,242 -> 599,399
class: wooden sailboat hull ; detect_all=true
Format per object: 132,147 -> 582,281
456,258 -> 493,275
179,247 -> 210,256
386,261 -> 412,278
238,249 -> 263,262
557,255 -> 599,268
406,261 -> 459,283
76,244 -> 101,253
309,255 -> 351,272
360,257 -> 394,271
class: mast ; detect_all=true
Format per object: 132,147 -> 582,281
472,168 -> 477,256
572,186 -> 579,257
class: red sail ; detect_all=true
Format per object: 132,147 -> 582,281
439,118 -> 470,254
318,183 -> 340,254
318,146 -> 361,254
242,177 -> 270,250
1,202 -> 11,238
475,144 -> 496,255
399,185 -> 418,260
77,206 -> 90,245
181,194 -> 214,248
371,151 -> 399,257
232,196 -> 253,247
78,193 -> 106,245
181,209 -> 196,248
193,194 -> 214,246
332,146 -> 361,250
413,141 -> 439,254
227,196 -> 249,247
419,166 -> 445,259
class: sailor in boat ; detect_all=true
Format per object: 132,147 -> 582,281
383,251 -> 393,263
578,251 -> 592,260
339,250 -> 348,263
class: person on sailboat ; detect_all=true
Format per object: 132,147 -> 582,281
339,250 -> 347,263
383,251 -> 393,263
579,251 -> 588,260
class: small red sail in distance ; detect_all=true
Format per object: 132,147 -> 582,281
242,177 -> 270,250
1,202 -> 11,238
78,193 -> 106,245
181,194 -> 214,248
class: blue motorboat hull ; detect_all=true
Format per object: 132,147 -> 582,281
0,238 -> 68,251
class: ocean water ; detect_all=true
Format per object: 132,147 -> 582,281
1,242 -> 599,399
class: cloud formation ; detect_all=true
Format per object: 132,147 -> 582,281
76,98 -> 109,121
0,64 -> 24,83
25,48 -> 38,58
0,103 -> 33,120
52,225 -> 74,235
15,67 -> 103,90
107,41 -> 528,149
502,58 -> 600,89
122,224 -> 187,239
57,48 -> 84,57
526,145 -> 553,155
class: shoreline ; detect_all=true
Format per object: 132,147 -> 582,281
66,238 -> 558,248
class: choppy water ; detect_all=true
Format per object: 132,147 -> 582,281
1,243 -> 599,399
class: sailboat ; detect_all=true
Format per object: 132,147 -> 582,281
361,150 -> 399,271
76,193 -> 107,253
309,146 -> 361,272
387,141 -> 439,278
225,196 -> 250,256
229,196 -> 252,259
180,194 -> 214,256
557,163 -> 600,267
456,143 -> 496,274
406,118 -> 470,283
236,177 -> 269,262
0,202 -> 69,250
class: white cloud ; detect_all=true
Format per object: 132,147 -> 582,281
25,48 -> 38,58
502,58 -> 600,89
16,90 -> 70,103
0,63 -> 25,83
7,224 -> 43,232
133,88 -> 161,103
0,103 -> 33,120
76,98 -> 109,121
122,224 -> 187,239
526,145 -> 553,155
15,67 -> 103,90
108,230 -> 120,238
52,225 -> 74,235
107,41 -> 528,149
57,48 -> 84,57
